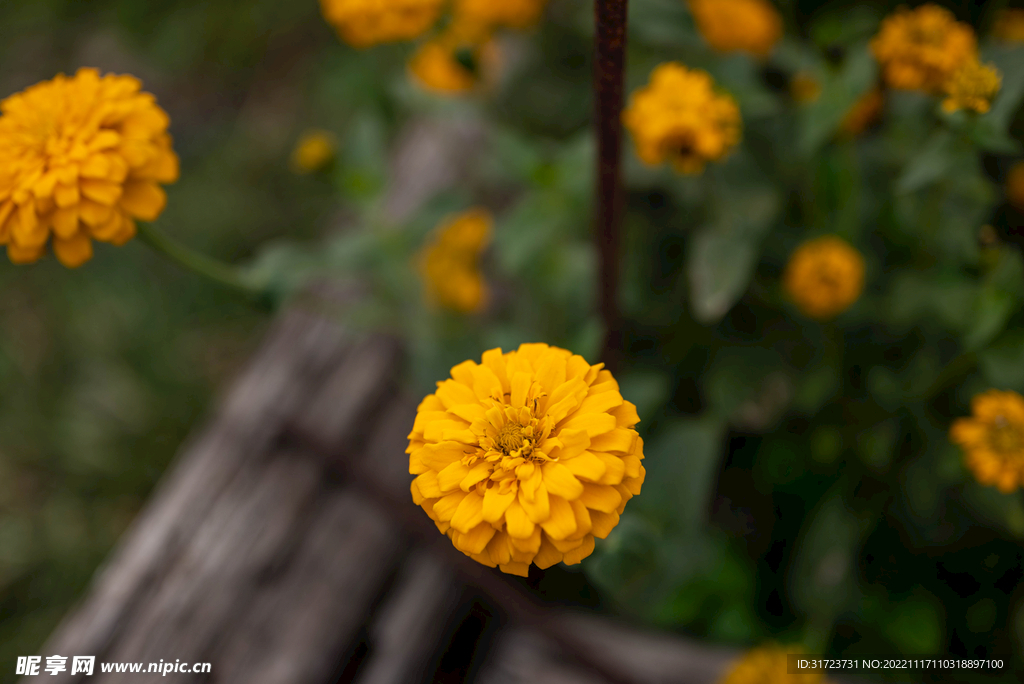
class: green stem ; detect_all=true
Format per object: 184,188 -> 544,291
136,222 -> 261,295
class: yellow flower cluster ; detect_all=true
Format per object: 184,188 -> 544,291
290,130 -> 336,174
783,236 -> 865,319
840,88 -> 884,136
418,208 -> 492,312
319,0 -> 445,48
622,63 -> 741,175
992,9 -> 1024,43
453,0 -> 548,31
408,343 -> 645,575
951,390 -> 1024,493
870,4 -> 977,93
0,68 -> 178,268
718,645 -> 823,684
408,22 -> 498,94
942,59 -> 1001,114
687,0 -> 782,58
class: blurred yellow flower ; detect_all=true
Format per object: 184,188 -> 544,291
1007,161 -> 1024,210
942,58 -> 1001,114
408,343 -> 645,576
992,8 -> 1024,42
951,390 -> 1024,493
418,208 -> 492,312
622,62 -> 741,174
790,72 -> 822,104
319,0 -> 444,48
870,4 -> 977,94
783,236 -> 865,319
408,23 -> 499,95
718,645 -> 822,684
453,0 -> 548,30
0,67 -> 179,268
840,87 -> 884,136
290,130 -> 336,174
687,0 -> 782,58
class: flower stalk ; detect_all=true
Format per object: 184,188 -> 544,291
594,0 -> 629,371
136,221 -> 262,295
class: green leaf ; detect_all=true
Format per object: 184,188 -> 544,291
687,167 -> 780,323
896,130 -> 957,194
964,287 -> 1016,351
979,330 -> 1024,392
635,417 -> 725,531
798,45 -> 877,154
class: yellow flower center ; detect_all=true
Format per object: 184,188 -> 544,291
989,416 -> 1023,455
497,421 -> 532,457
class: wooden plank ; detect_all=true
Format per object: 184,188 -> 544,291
36,310 -> 349,671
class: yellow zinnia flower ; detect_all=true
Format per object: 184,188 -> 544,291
0,67 -> 179,268
839,87 -> 884,136
942,58 -> 1001,114
718,645 -> 822,684
870,4 -> 977,94
408,343 -> 645,576
951,390 -> 1024,493
687,0 -> 783,58
290,130 -> 336,174
320,0 -> 444,48
622,62 -> 741,175
408,22 -> 499,95
1006,161 -> 1024,211
783,236 -> 865,319
418,208 -> 492,312
453,0 -> 548,30
992,9 -> 1024,43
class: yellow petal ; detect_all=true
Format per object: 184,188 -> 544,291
413,470 -> 443,500
536,352 -> 567,394
533,536 -> 563,569
50,206 -> 79,239
7,242 -> 45,264
542,462 -> 584,500
52,232 -> 93,268
509,526 -> 542,554
568,499 -> 592,539
504,498 -> 535,538
561,535 -> 595,565
110,216 -> 136,245
590,509 -> 619,538
549,428 -> 590,460
482,486 -> 516,523
432,491 -> 467,522
596,453 -> 626,485
486,531 -> 513,566
564,451 -> 607,481
559,412 -> 616,437
518,483 -> 550,523
454,522 -> 495,555
499,561 -> 530,577
436,379 -> 478,408
575,390 -> 623,416
418,442 -> 469,471
119,181 -> 166,221
54,183 -> 79,208
78,199 -> 113,227
80,178 -> 123,205
589,428 -> 637,455
611,400 -> 641,427
450,360 -> 476,386
510,371 -> 532,409
449,403 -> 487,423
481,347 -> 510,395
579,482 -> 622,513
451,490 -> 485,533
460,461 -> 492,491
472,364 -> 503,400
438,461 -> 472,492
539,495 -> 577,540
621,453 -> 642,479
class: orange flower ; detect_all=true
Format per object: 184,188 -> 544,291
0,68 -> 178,267
687,0 -> 782,58
870,4 -> 977,93
951,390 -> 1024,493
783,236 -> 865,319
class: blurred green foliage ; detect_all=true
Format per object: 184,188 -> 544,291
3,2 -> 1024,684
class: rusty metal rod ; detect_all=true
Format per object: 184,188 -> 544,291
594,0 -> 629,372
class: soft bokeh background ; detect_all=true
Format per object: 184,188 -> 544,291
2,1 -> 1024,683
